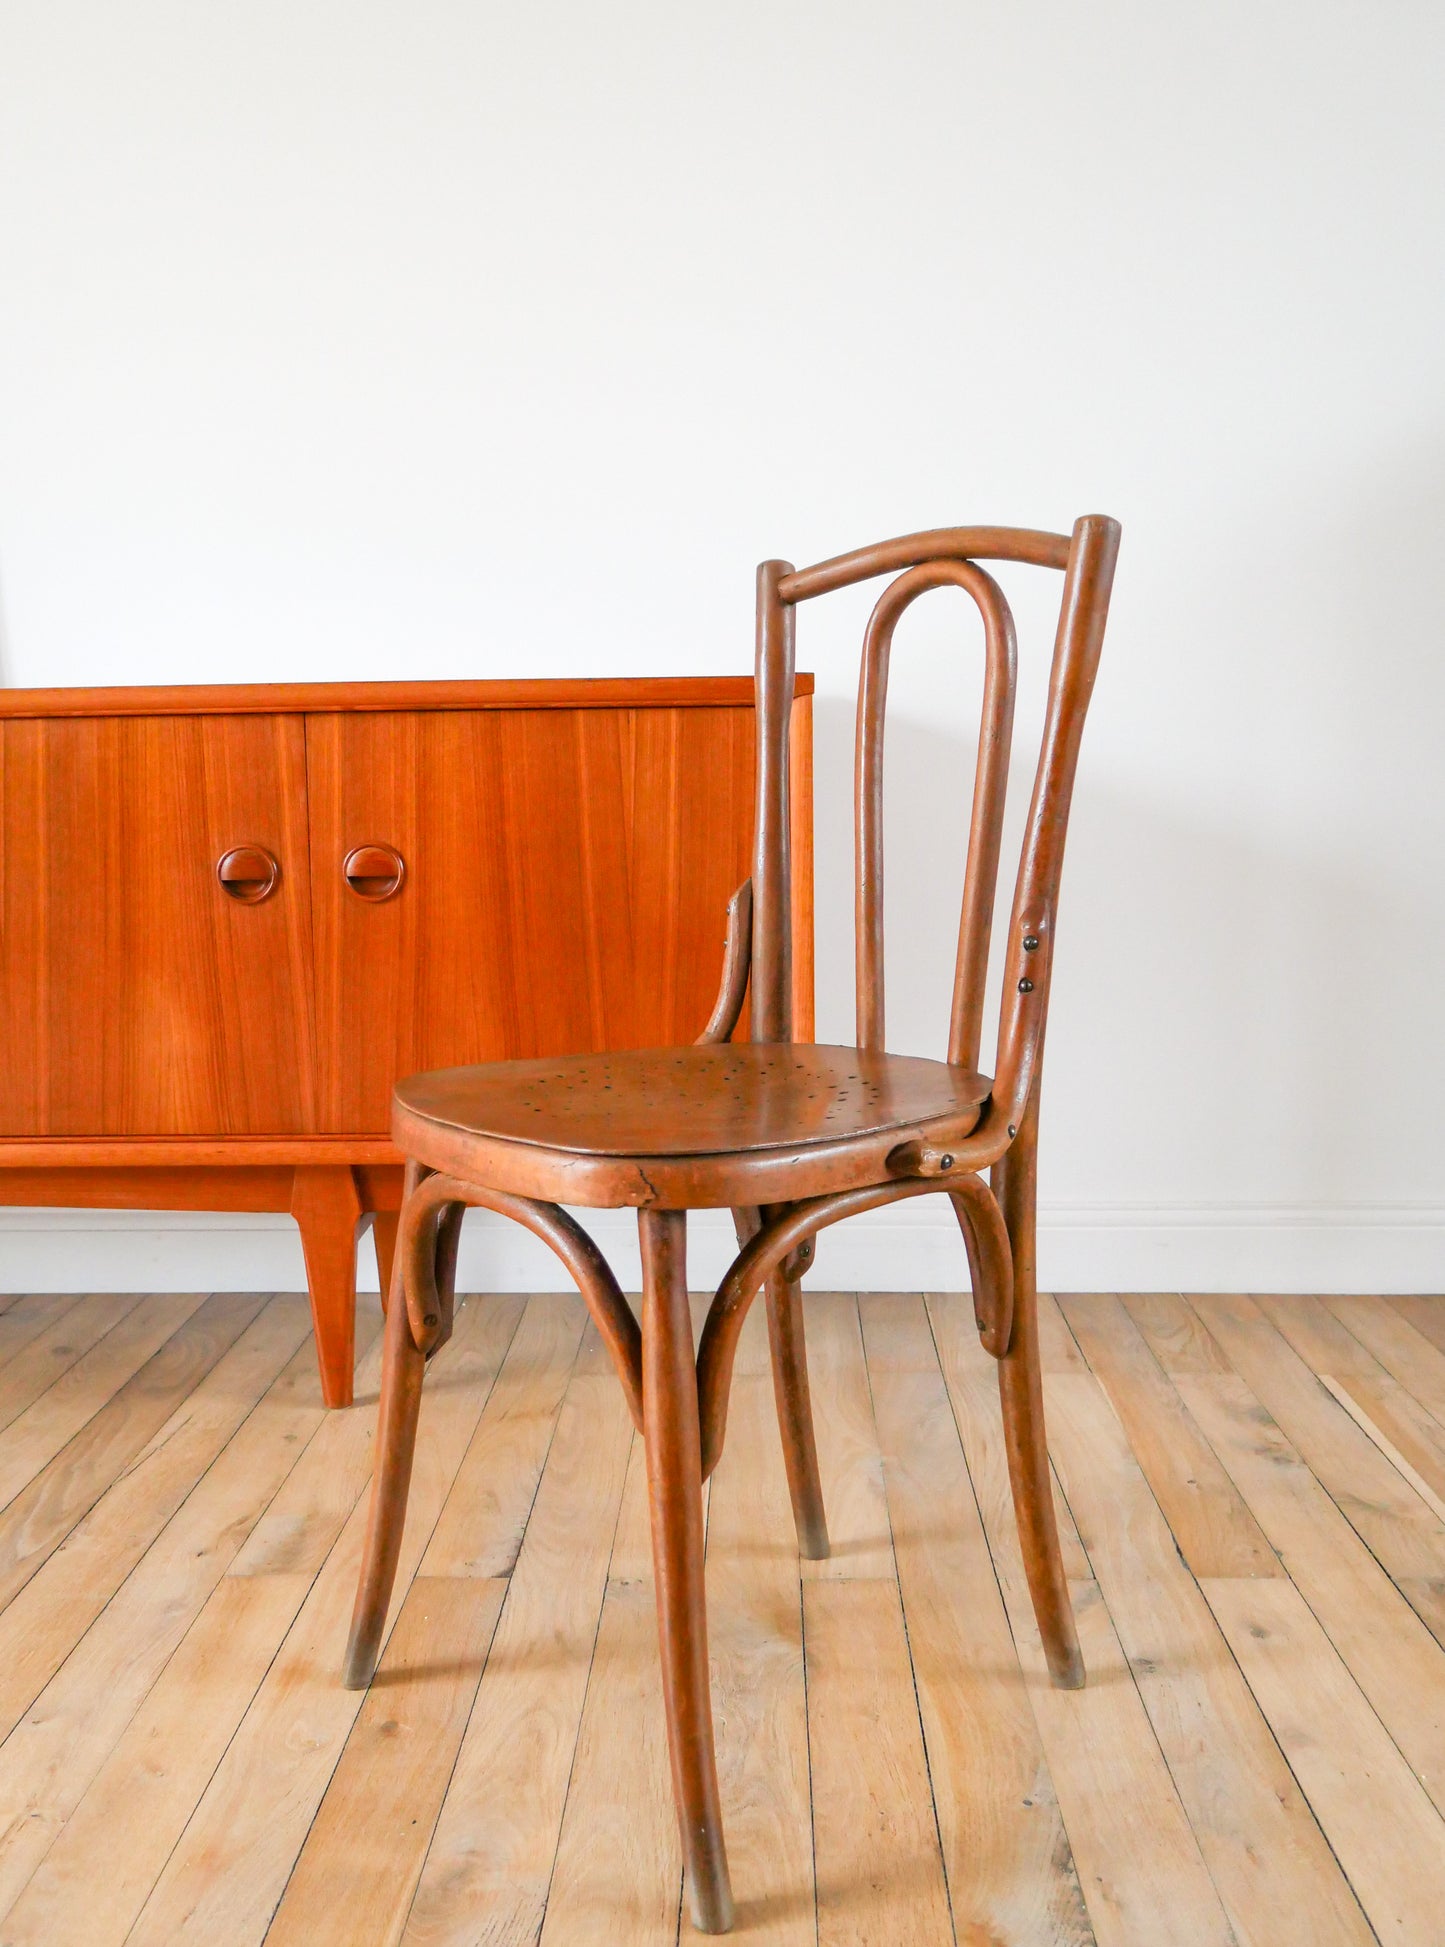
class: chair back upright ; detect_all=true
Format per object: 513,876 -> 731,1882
750,517 -> 1120,1143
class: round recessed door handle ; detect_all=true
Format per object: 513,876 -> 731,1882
343,843 -> 406,902
217,844 -> 280,904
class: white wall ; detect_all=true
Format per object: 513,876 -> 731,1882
1,0 -> 1442,1294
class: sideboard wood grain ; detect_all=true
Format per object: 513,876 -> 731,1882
305,703 -> 757,1130
0,676 -> 814,1405
0,712 -> 318,1135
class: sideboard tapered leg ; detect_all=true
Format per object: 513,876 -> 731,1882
291,1164 -> 366,1407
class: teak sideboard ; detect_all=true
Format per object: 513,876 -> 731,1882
0,676 -> 815,1404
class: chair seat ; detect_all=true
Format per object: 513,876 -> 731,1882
393,1042 -> 993,1209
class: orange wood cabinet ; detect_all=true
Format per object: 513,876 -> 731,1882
0,677 -> 814,1404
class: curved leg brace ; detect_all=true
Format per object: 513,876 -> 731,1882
401,1172 -> 643,1429
699,1173 -> 1012,1482
948,1173 -> 1015,1354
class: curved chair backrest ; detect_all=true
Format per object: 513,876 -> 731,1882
750,515 -> 1120,1133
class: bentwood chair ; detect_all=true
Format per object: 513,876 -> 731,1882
343,514 -> 1121,1934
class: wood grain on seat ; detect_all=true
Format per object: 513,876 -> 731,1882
397,1045 -> 990,1155
392,1045 -> 991,1208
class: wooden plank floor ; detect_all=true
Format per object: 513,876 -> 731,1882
0,1289 -> 1442,1944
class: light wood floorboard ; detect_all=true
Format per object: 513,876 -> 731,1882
0,1288 -> 1441,1943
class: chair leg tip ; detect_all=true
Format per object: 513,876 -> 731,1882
341,1636 -> 379,1690
794,1506 -> 830,1560
1048,1648 -> 1086,1691
688,1880 -> 735,1934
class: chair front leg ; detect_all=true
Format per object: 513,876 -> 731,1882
993,1099 -> 1085,1690
342,1161 -> 431,1690
640,1208 -> 733,1935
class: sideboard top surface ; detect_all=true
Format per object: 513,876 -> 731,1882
0,674 -> 815,720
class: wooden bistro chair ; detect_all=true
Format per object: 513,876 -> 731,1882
343,515 -> 1121,1934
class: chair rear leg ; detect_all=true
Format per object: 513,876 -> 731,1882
342,1168 -> 429,1690
640,1208 -> 733,1934
733,1208 -> 829,1560
994,1107 -> 1085,1691
764,1270 -> 830,1560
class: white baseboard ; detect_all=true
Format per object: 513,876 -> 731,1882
0,1202 -> 1440,1295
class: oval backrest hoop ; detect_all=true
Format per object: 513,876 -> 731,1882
854,559 -> 1017,1069
751,515 -> 1121,1134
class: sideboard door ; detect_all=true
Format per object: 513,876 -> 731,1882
0,714 -> 318,1135
304,706 -> 756,1133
